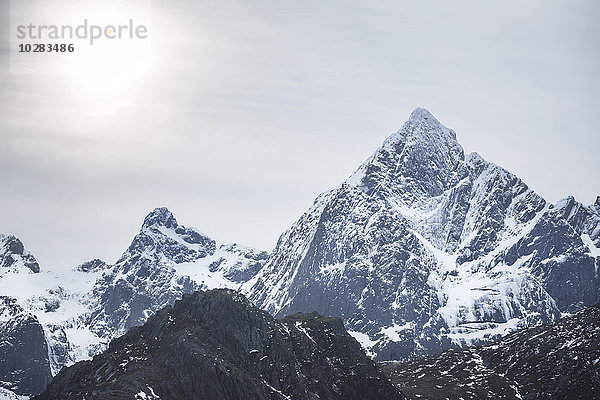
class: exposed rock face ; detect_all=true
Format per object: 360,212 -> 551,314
381,304 -> 600,400
0,297 -> 51,396
35,290 -> 404,400
248,108 -> 600,360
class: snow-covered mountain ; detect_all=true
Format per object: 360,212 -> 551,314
248,108 -> 600,360
1,107 -> 598,398
0,209 -> 267,398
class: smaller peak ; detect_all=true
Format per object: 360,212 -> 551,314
0,234 -> 24,254
555,195 -> 577,209
142,207 -> 178,230
595,196 -> 600,208
564,195 -> 577,204
466,151 -> 483,162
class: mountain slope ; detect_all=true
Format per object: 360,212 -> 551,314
248,108 -> 599,360
35,289 -> 404,400
0,297 -> 51,397
381,304 -> 600,400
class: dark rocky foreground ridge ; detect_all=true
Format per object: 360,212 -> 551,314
35,289 -> 404,400
381,304 -> 600,400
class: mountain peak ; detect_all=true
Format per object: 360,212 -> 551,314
347,107 -> 465,201
141,207 -> 177,230
120,207 -> 216,266
408,107 -> 435,121
382,108 -> 457,150
405,107 -> 446,132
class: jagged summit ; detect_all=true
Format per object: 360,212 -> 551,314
554,195 -> 600,247
122,207 -> 216,264
87,205 -> 266,340
347,107 -> 466,205
386,107 -> 458,144
405,107 -> 445,130
141,206 -> 178,229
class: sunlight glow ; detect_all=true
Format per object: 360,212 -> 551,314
12,0 -> 156,116
62,2 -> 155,115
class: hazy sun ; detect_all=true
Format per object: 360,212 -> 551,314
61,2 -> 155,116
10,0 -> 156,116
65,35 -> 153,116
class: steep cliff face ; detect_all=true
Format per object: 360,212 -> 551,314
248,108 -> 599,360
381,304 -> 600,400
0,297 -> 51,397
0,236 -> 50,398
35,289 -> 404,400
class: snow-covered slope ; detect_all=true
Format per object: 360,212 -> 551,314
248,108 -> 600,360
0,208 -> 267,397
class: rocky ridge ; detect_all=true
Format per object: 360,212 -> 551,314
35,289 -> 404,400
381,304 -> 600,399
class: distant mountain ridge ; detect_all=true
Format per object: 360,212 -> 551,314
0,107 -> 598,398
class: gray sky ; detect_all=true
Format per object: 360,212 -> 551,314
1,0 -> 598,270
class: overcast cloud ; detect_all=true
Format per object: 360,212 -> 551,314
0,0 -> 598,270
